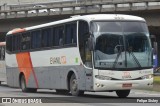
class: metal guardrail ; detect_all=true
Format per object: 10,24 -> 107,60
0,0 -> 160,19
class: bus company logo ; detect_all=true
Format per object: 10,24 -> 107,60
61,56 -> 66,64
122,72 -> 132,79
50,56 -> 66,64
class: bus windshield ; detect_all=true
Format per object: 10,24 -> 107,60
93,21 -> 152,70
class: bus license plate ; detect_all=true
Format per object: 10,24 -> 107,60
122,83 -> 132,87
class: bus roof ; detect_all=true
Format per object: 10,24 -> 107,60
7,14 -> 145,35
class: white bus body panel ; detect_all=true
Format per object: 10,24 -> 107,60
6,47 -> 93,90
93,69 -> 153,91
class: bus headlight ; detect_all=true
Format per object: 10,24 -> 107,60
95,75 -> 112,80
141,74 -> 153,79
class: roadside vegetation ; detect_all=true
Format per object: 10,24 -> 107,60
153,76 -> 160,92
154,76 -> 160,84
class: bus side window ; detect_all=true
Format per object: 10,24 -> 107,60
31,30 -> 41,49
65,22 -> 77,45
6,36 -> 12,52
54,26 -> 64,47
52,28 -> 55,46
21,32 -> 31,51
41,28 -> 52,47
78,20 -> 92,68
12,34 -> 20,52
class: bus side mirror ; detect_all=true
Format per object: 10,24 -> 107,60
88,37 -> 94,51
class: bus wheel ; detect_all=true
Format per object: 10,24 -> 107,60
116,90 -> 130,98
56,89 -> 69,95
70,74 -> 84,96
20,75 -> 29,92
20,75 -> 37,93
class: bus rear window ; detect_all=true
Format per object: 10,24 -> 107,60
6,36 -> 12,52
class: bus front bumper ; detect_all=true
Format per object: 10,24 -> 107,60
93,78 -> 153,91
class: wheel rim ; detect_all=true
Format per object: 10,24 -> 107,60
72,78 -> 77,92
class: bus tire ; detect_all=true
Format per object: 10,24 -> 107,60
70,73 -> 84,96
28,88 -> 37,93
116,90 -> 130,98
20,75 -> 29,92
20,75 -> 37,93
56,89 -> 69,95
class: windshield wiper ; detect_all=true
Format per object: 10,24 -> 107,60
127,50 -> 142,68
126,36 -> 142,68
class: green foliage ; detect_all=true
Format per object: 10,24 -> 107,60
154,76 -> 160,84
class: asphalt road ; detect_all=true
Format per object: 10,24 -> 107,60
0,83 -> 160,106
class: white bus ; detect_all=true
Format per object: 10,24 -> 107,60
0,42 -> 6,85
6,14 -> 153,98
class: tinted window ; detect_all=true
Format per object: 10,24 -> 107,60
21,32 -> 31,50
122,22 -> 148,33
6,36 -> 12,52
54,26 -> 64,46
31,30 -> 41,49
126,34 -> 149,52
92,22 -> 121,32
12,35 -> 21,52
65,22 -> 77,45
52,28 -> 55,46
42,28 -> 52,47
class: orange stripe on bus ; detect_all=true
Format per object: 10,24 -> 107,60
12,28 -> 25,34
16,52 -> 39,88
28,53 -> 39,88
